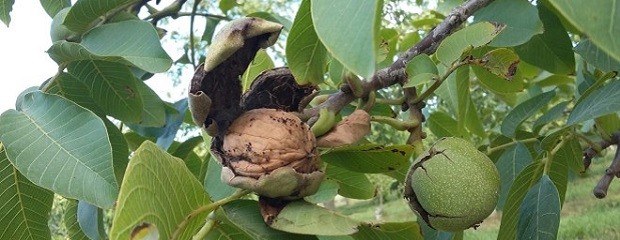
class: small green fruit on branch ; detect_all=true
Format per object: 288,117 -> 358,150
404,137 -> 500,231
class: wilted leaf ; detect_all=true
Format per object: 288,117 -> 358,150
475,48 -> 520,80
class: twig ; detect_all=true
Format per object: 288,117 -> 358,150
192,213 -> 216,240
176,12 -> 231,21
189,0 -> 202,68
588,131 -> 620,198
583,131 -> 620,170
145,0 -> 188,22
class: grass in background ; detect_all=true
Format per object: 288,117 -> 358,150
337,152 -> 620,240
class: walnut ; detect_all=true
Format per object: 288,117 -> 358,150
218,108 -> 324,199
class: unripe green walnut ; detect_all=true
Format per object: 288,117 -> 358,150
405,137 -> 500,231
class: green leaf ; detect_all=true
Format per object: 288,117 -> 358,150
201,18 -> 220,43
567,80 -> 620,125
548,0 -> 620,62
574,39 -> 620,72
0,0 -> 13,26
241,50 -> 275,91
497,161 -> 544,240
534,75 -> 574,88
110,141 -> 211,239
48,20 -> 172,73
436,22 -> 504,65
475,48 -> 520,80
312,0 -> 382,78
0,147 -> 54,240
516,175 -> 561,240
495,142 -> 532,210
426,111 -> 462,138
209,200 -> 316,240
514,4 -> 575,75
501,91 -> 556,138
45,72 -> 105,115
533,101 -> 569,133
352,222 -> 423,240
102,119 -> 129,184
304,179 -> 339,204
403,73 -> 437,88
64,200 -> 89,240
63,0 -> 140,33
559,137 -> 585,173
549,145 -> 569,206
473,0 -> 543,47
404,54 -> 438,88
204,156 -> 237,201
0,91 -> 117,208
133,78 -> 167,127
39,0 -> 71,18
326,164 -> 375,199
67,60 -> 143,124
286,0 -> 327,85
321,144 -> 414,173
218,0 -> 239,13
271,200 -> 360,235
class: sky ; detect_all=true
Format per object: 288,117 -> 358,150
0,1 -> 193,113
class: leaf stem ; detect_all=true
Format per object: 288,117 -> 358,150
192,213 -> 216,240
171,189 -> 250,240
189,0 -> 202,68
413,60 -> 470,104
544,136 -> 568,175
486,137 -> 539,155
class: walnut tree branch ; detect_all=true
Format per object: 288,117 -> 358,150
587,131 -> 620,199
302,0 -> 495,118
583,131 -> 620,170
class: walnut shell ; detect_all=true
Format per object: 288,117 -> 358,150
219,108 -> 324,199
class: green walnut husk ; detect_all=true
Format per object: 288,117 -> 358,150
404,137 -> 500,232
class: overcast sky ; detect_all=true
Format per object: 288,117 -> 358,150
0,1 -> 193,113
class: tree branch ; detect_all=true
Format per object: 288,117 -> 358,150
583,131 -> 620,170
587,131 -> 620,199
302,0 -> 494,117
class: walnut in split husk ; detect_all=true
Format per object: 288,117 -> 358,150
218,108 -> 323,199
